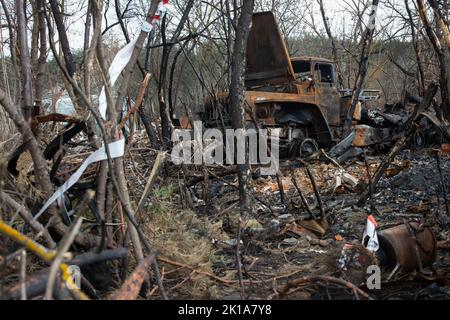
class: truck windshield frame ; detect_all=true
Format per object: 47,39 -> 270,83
291,60 -> 312,82
315,63 -> 335,84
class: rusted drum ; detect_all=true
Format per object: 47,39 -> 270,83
442,143 -> 450,155
377,221 -> 437,272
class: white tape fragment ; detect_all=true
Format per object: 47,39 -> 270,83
34,138 -> 125,220
35,0 -> 174,222
141,21 -> 154,33
98,38 -> 138,120
157,1 -> 170,14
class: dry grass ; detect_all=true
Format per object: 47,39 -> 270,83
0,106 -> 15,145
140,184 -> 225,299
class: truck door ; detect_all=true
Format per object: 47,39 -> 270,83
314,63 -> 341,127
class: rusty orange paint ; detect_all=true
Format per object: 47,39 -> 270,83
442,143 -> 450,155
179,117 -> 192,129
353,126 -> 368,147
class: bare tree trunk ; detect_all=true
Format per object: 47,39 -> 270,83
15,0 -> 33,122
113,0 -> 160,148
158,15 -> 173,150
342,0 -> 379,138
35,0 -> 47,109
318,0 -> 344,88
49,0 -> 76,77
1,0 -> 21,103
158,0 -> 195,150
417,0 -> 450,119
30,0 -> 47,136
405,0 -> 425,96
82,0 -> 92,95
230,0 -> 255,215
0,87 -> 52,209
418,0 -> 450,121
114,0 -> 161,119
428,0 -> 450,49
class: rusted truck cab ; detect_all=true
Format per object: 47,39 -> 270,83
201,12 -> 360,157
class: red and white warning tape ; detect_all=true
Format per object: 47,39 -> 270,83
362,215 -> 379,252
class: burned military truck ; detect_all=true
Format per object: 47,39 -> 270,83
195,12 -> 446,157
199,12 -> 379,157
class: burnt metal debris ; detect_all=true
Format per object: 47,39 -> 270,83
377,221 -> 437,272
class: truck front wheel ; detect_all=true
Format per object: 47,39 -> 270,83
287,137 -> 319,158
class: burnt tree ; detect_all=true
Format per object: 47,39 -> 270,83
317,0 -> 344,89
342,0 -> 380,138
229,0 -> 255,214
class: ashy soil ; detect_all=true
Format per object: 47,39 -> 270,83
124,144 -> 450,300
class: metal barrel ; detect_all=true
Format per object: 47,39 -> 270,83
377,221 -> 437,272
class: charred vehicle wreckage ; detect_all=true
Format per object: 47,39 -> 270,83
176,12 -> 449,160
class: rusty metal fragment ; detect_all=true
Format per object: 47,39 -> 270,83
352,125 -> 391,147
377,221 -> 437,272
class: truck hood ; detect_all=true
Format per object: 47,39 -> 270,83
245,12 -> 295,88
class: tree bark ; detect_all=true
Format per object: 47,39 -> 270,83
427,0 -> 450,122
405,0 -> 425,96
0,0 -> 21,103
15,0 -> 33,122
418,0 -> 450,121
158,0 -> 195,150
230,0 -> 255,215
49,0 -> 76,77
30,0 -> 47,136
342,0 -> 380,138
318,0 -> 344,88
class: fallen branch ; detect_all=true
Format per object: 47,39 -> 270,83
0,191 -> 55,248
157,256 -> 236,286
277,275 -> 374,300
4,270 -> 50,300
236,219 -> 245,299
135,152 -> 165,218
109,253 -> 156,300
70,247 -> 128,266
290,167 -> 315,219
303,163 -> 326,220
157,256 -> 305,286
45,216 -> 83,300
187,167 -> 239,187
118,73 -> 152,131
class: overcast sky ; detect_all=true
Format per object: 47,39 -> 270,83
57,0 -> 396,50
0,0 -> 400,57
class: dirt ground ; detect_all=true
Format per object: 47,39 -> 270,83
118,141 -> 450,300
